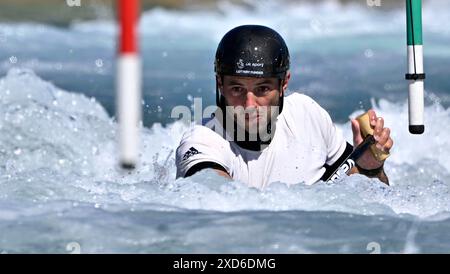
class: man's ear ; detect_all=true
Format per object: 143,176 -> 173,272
280,71 -> 291,96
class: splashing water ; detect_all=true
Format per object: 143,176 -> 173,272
1,0 -> 450,253
1,67 -> 450,253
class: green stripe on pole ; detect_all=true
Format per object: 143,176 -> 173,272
407,0 -> 423,45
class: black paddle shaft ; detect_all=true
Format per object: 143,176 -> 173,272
325,135 -> 376,183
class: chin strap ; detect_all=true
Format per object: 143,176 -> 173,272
278,78 -> 285,114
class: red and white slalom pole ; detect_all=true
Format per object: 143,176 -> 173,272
117,0 -> 141,169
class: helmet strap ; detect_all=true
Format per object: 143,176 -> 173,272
216,75 -> 227,112
278,78 -> 285,114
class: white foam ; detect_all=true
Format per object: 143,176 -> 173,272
1,68 -> 449,219
2,0 -> 449,76
68,0 -> 450,44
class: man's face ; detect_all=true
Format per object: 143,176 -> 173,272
218,73 -> 289,134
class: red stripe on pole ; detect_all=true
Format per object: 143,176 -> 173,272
119,0 -> 139,54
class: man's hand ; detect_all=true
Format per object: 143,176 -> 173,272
350,110 -> 394,183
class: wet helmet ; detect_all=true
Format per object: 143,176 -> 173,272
215,25 -> 290,79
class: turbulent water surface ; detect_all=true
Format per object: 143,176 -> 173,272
1,0 -> 450,253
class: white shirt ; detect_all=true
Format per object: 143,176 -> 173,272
176,93 -> 347,188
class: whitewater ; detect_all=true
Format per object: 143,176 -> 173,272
1,0 -> 450,253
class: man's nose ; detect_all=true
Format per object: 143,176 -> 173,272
244,92 -> 258,108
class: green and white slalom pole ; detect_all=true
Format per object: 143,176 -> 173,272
406,0 -> 425,134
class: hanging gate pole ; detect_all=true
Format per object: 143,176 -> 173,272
406,0 -> 425,134
117,0 -> 141,169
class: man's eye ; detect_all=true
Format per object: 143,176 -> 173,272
231,87 -> 245,95
256,86 -> 271,93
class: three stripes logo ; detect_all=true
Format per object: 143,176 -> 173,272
182,147 -> 201,161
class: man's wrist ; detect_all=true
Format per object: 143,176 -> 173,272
355,162 -> 384,177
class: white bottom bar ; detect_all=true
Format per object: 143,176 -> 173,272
408,80 -> 424,126
117,54 -> 142,167
407,45 -> 424,127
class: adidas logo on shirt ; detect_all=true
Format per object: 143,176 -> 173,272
182,147 -> 201,161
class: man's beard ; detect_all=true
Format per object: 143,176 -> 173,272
224,104 -> 280,143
